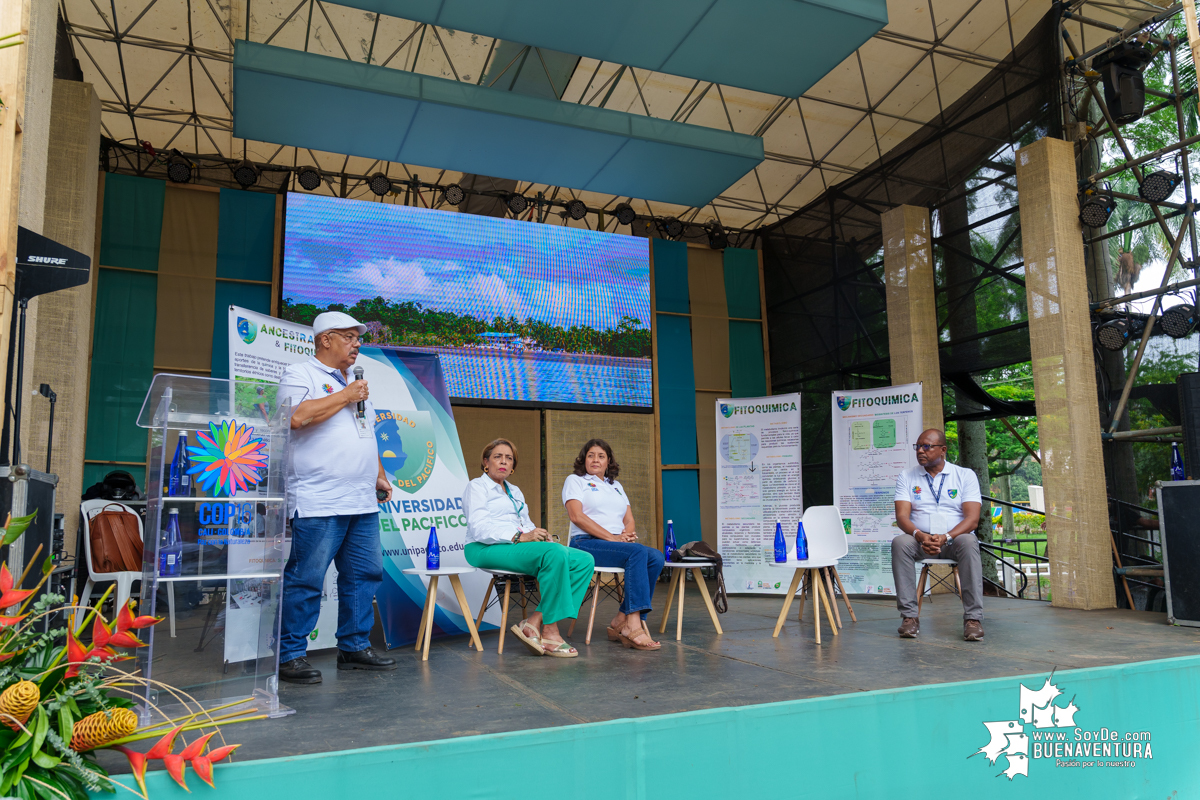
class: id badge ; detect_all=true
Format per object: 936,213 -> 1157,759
929,512 -> 949,538
355,413 -> 372,438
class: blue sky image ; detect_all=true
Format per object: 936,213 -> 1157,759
283,193 -> 650,331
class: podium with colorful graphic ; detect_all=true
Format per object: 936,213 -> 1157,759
134,374 -> 305,722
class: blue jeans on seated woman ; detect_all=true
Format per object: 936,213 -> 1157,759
570,536 -> 665,620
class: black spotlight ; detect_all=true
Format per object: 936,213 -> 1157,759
1138,170 -> 1180,203
232,160 -> 259,188
368,172 -> 392,196
442,183 -> 465,206
705,221 -> 729,250
663,217 -> 684,239
1079,190 -> 1116,228
1161,304 -> 1197,339
566,199 -> 587,220
1096,318 -> 1132,351
614,203 -> 636,226
1093,41 -> 1153,125
296,166 -> 322,191
507,193 -> 528,215
166,155 -> 192,183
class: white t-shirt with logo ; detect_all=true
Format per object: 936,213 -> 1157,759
893,462 -> 982,534
562,473 -> 630,538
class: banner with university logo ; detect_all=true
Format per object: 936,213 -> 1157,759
228,306 -> 498,649
831,383 -> 922,595
714,394 -> 802,594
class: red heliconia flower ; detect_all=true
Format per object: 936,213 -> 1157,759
116,600 -> 159,633
64,627 -> 120,678
179,732 -> 215,761
144,726 -> 183,760
162,753 -> 188,792
0,614 -> 26,628
112,746 -> 149,797
190,743 -> 240,789
0,564 -> 33,610
91,615 -> 111,649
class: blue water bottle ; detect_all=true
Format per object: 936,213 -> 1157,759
168,434 -> 184,497
773,520 -> 787,563
426,526 -> 440,570
178,433 -> 192,496
795,520 -> 809,561
664,519 -> 677,560
1171,442 -> 1186,481
159,509 -> 183,577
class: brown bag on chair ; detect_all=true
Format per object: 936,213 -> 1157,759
89,504 -> 144,573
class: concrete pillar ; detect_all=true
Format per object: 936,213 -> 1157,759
882,204 -> 944,429
23,79 -> 100,556
1015,136 -> 1115,610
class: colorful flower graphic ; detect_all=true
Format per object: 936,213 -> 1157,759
186,420 -> 269,497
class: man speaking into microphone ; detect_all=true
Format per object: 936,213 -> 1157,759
277,311 -> 396,684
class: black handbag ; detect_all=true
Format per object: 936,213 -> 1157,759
670,541 -> 728,613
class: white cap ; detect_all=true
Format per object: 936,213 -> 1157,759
313,311 -> 367,336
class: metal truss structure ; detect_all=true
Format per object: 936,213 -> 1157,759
62,0 -> 1062,234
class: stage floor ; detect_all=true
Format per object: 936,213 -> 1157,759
105,582 -> 1200,770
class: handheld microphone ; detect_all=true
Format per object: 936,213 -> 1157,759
353,366 -> 365,417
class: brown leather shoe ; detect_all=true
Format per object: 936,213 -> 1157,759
964,619 -> 984,641
898,617 -> 919,638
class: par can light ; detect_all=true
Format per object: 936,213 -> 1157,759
442,184 -> 465,206
232,160 -> 259,188
566,199 -> 587,220
1096,318 -> 1132,351
367,172 -> 393,197
166,156 -> 192,183
1161,304 -> 1197,339
706,222 -> 729,250
296,166 -> 322,191
1079,191 -> 1116,228
663,217 -> 684,239
507,193 -> 529,215
1138,170 -> 1180,204
614,203 -> 636,226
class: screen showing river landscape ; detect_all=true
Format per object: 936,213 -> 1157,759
281,192 -> 652,408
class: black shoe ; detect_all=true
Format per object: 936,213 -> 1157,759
336,647 -> 397,671
279,657 -> 322,684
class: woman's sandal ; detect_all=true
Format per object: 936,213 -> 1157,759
606,626 -> 620,642
618,627 -> 661,651
510,622 -> 544,656
541,639 -> 579,658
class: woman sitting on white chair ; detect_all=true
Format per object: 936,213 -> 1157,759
564,439 -> 663,651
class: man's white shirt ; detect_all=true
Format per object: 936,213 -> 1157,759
894,462 -> 981,534
281,357 -> 378,518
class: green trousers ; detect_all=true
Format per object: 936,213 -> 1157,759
465,542 -> 595,625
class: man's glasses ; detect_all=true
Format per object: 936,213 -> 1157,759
327,331 -> 361,345
913,444 -> 945,452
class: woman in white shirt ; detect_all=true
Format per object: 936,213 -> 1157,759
563,439 -> 664,651
462,438 -> 594,658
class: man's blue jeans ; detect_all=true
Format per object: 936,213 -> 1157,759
570,536 -> 665,619
280,513 -> 381,662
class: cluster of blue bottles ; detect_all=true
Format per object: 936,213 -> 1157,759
159,508 -> 183,577
426,526 -> 440,570
795,520 -> 809,561
773,521 -> 787,563
1171,442 -> 1186,481
663,519 -> 677,560
168,433 -> 192,497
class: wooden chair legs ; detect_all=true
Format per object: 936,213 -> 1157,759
916,565 -> 930,615
830,566 -> 857,622
773,568 -> 804,637
659,568 -> 681,634
774,567 -> 854,643
917,564 -> 961,615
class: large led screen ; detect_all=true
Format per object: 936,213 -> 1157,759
282,193 -> 652,408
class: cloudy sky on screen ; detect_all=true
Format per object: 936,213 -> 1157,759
283,193 -> 650,331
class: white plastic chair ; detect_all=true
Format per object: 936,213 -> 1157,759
78,500 -> 174,636
770,505 -> 857,642
915,558 -> 961,613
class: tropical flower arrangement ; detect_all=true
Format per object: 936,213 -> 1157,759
0,513 -> 255,800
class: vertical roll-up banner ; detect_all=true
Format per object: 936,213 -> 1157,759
229,306 -> 496,649
715,393 -> 802,594
831,383 -> 923,595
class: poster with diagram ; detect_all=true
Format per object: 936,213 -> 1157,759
831,383 -> 923,595
715,394 -> 802,594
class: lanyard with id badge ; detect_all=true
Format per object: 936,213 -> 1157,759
327,368 -> 373,439
924,471 -> 950,537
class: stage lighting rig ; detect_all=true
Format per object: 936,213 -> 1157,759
166,151 -> 192,183
368,173 -> 393,197
1161,304 -> 1197,339
296,166 -> 323,191
442,184 -> 465,206
663,217 -> 684,239
1096,318 -> 1133,351
614,203 -> 636,226
507,193 -> 529,215
1138,170 -> 1180,204
566,199 -> 587,220
705,221 -> 729,250
232,160 -> 259,188
1079,188 -> 1116,228
1093,41 -> 1153,125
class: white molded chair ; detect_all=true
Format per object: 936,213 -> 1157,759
770,505 -> 857,643
78,500 -> 175,636
568,566 -> 625,644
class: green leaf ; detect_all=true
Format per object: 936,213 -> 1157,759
1,512 -> 37,547
29,750 -> 58,769
40,559 -> 51,577
56,705 -> 73,745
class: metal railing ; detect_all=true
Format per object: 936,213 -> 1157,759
981,494 -> 1050,601
1108,497 -> 1164,608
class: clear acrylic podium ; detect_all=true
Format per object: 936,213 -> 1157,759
134,374 -> 305,722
